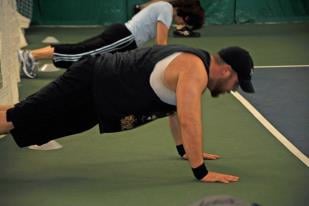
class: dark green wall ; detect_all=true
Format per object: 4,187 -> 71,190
31,0 -> 309,25
202,0 -> 309,24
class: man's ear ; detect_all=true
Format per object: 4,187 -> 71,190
221,64 -> 232,77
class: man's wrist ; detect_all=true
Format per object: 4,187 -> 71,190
176,144 -> 186,157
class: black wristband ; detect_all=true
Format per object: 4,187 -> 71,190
176,144 -> 186,157
192,163 -> 208,180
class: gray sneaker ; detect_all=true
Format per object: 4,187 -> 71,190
18,50 -> 38,79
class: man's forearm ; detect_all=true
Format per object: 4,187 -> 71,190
168,114 -> 187,157
168,114 -> 182,145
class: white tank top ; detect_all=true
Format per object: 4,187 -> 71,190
150,52 -> 182,106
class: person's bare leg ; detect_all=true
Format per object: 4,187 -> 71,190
30,46 -> 54,61
0,105 -> 13,111
0,111 -> 14,134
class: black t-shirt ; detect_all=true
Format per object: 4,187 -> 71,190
92,45 -> 210,133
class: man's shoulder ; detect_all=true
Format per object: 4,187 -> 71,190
180,52 -> 205,65
165,45 -> 210,69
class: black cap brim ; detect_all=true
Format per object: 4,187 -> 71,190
240,80 -> 255,93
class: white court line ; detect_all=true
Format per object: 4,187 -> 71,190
40,64 -> 48,71
255,65 -> 309,69
39,64 -> 61,72
231,91 -> 309,167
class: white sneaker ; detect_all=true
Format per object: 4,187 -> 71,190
28,140 -> 63,150
18,50 -> 38,79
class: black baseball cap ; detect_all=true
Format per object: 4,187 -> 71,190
218,47 -> 255,93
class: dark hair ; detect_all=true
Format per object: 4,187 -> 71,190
171,0 -> 205,30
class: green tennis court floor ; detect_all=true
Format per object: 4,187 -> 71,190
0,23 -> 308,206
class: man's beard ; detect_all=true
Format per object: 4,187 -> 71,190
210,79 -> 227,97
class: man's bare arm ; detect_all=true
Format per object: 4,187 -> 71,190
175,56 -> 205,168
174,54 -> 239,183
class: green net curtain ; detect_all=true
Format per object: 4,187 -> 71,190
31,0 -> 309,25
